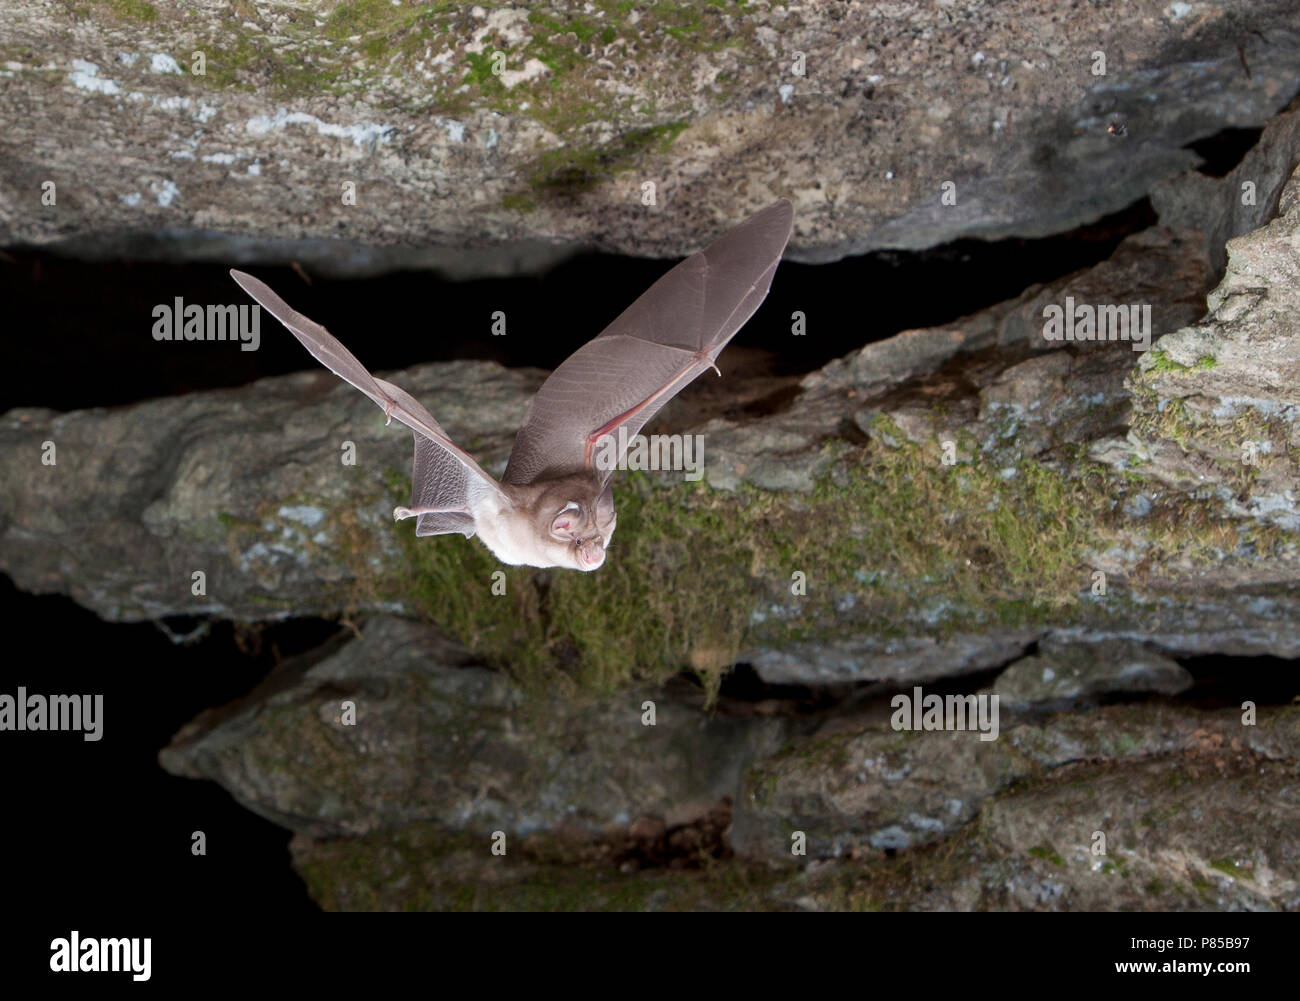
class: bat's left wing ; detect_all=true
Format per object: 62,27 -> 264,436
502,199 -> 794,486
230,270 -> 507,538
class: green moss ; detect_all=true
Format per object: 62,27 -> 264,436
823,417 -> 1096,617
294,821 -> 786,911
1028,844 -> 1065,867
529,11 -> 604,45
97,0 -> 158,22
366,422 -> 1141,699
183,29 -> 344,95
217,512 -> 258,531
1143,351 -> 1220,375
1141,396 -> 1197,450
501,192 -> 538,213
247,367 -> 1296,704
381,469 -> 750,701
525,121 -> 688,196
1208,857 -> 1249,880
325,0 -> 446,43
0,42 -> 35,63
203,390 -> 1279,701
1127,376 -> 1299,513
462,50 -> 507,96
75,0 -> 763,145
167,2 -> 450,96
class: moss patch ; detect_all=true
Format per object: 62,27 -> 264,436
96,0 -> 158,22
1143,350 -> 1218,375
200,397 -> 1287,701
368,421 -> 1123,701
1208,856 -> 1251,880
294,821 -> 787,911
1128,374 -> 1300,502
525,121 -> 688,196
1028,843 -> 1066,867
355,406 -> 1296,700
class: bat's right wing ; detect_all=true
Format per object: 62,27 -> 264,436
230,270 -> 506,538
502,199 -> 794,486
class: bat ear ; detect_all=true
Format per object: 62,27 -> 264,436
551,501 -> 580,537
595,482 -> 616,527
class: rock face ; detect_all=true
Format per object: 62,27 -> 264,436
0,359 -> 542,622
5,115 -> 1300,694
989,638 -> 1193,709
732,693 -> 1299,866
1,1 -> 1298,273
160,617 -> 781,840
6,5 -> 1300,913
160,615 -> 1300,911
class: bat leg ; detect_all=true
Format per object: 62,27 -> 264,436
394,505 -> 471,521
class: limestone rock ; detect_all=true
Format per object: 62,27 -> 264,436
990,638 -> 1193,709
159,616 -> 781,839
731,700 -> 1299,864
6,161 -> 1300,687
2,1 -> 1298,274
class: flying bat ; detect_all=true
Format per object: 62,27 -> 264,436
230,198 -> 794,571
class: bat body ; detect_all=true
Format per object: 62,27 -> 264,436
231,199 -> 793,571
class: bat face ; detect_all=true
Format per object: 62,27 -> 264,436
542,495 -> 617,571
546,498 -> 611,570
479,476 -> 618,571
230,198 -> 793,572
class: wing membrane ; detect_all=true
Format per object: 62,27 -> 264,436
231,270 -> 504,537
503,200 -> 793,485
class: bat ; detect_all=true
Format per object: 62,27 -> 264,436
230,198 -> 794,571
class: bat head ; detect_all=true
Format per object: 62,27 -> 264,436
487,476 -> 617,571
546,492 -> 617,571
